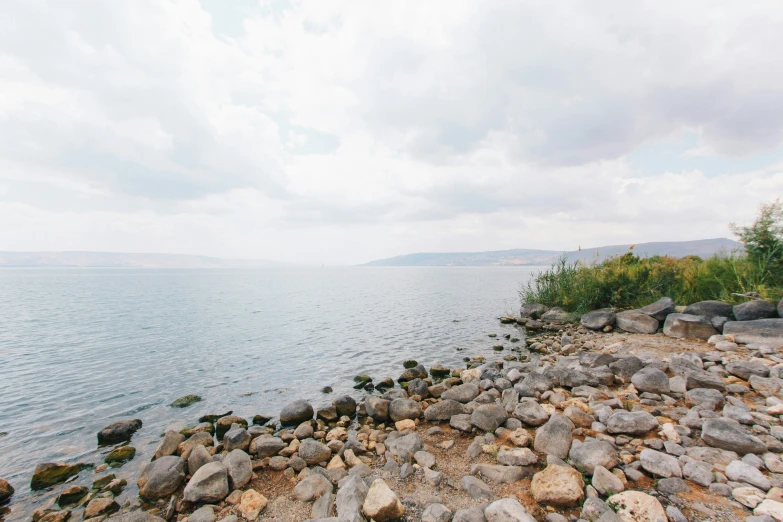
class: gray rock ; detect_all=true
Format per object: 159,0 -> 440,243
461,475 -> 492,500
471,463 -> 525,484
189,507 -> 215,522
389,399 -> 422,421
387,432 -> 422,462
701,418 -> 767,455
293,474 -> 334,502
183,462 -> 229,503
615,311 -> 659,334
631,366 -> 670,394
311,492 -> 334,520
609,356 -> 644,380
606,411 -> 658,435
541,307 -> 570,322
365,398 -> 391,421
665,506 -> 687,522
683,300 -> 733,318
224,449 -> 251,489
685,370 -> 725,391
223,428 -> 250,452
138,456 -> 186,501
581,309 -> 616,330
639,449 -> 681,478
640,297 -> 676,321
513,400 -> 549,426
520,303 -> 549,319
335,474 -> 368,522
656,477 -> 688,495
734,300 -> 777,321
685,388 -> 725,410
726,361 -> 770,381
663,313 -> 718,340
723,319 -> 783,345
450,414 -> 473,432
414,451 -> 436,469
471,404 -> 507,432
453,508 -> 487,522
726,460 -> 771,490
682,460 -> 714,486
188,444 -> 212,476
97,419 -> 143,444
534,413 -> 574,459
568,441 -> 618,475
424,400 -> 466,421
422,504 -> 452,522
280,400 -> 314,426
484,499 -> 536,522
407,379 -> 430,399
154,430 -> 185,460
592,465 -> 624,495
253,435 -> 286,458
333,396 -> 357,417
300,439 -> 333,466
498,448 -> 537,466
442,384 -> 480,403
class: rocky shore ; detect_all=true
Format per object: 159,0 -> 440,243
3,295 -> 783,522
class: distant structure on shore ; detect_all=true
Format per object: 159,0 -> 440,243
0,251 -> 286,268
362,238 -> 742,267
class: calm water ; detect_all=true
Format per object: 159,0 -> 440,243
0,266 -> 539,518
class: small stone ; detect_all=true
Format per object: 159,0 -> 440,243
362,479 -> 404,521
531,465 -> 585,506
240,489 -> 268,520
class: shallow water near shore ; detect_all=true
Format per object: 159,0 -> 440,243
0,266 -> 539,518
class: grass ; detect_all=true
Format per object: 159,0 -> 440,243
520,250 -> 783,315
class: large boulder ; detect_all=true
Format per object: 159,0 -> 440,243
684,300 -> 733,318
533,413 -> 574,459
723,319 -> 783,346
616,311 -> 659,334
606,411 -> 658,436
701,418 -> 767,455
279,400 -> 314,426
389,399 -> 422,422
183,462 -> 229,503
640,297 -> 676,321
581,309 -> 616,330
424,400 -> 466,421
531,465 -> 585,506
98,419 -> 142,444
734,300 -> 777,321
155,431 -> 185,460
138,456 -> 186,500
663,313 -> 718,340
631,366 -> 670,394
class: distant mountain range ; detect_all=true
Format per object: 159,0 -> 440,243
0,251 -> 286,268
362,238 -> 743,267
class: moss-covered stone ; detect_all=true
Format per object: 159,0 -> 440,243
170,395 -> 202,408
198,411 -> 232,424
375,378 -> 394,390
104,446 -> 136,465
91,474 -> 116,490
57,485 -> 88,507
403,360 -> 418,369
0,478 -> 14,504
31,462 -> 89,490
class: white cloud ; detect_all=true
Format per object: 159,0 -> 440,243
1,0 -> 783,264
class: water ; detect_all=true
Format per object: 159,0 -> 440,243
0,266 -> 540,519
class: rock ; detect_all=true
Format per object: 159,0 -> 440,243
568,441 -> 618,475
299,439 -> 332,465
38,511 -> 71,522
106,512 -> 166,522
631,367 -> 670,394
606,411 -> 658,436
521,303 -> 549,319
684,300 -> 733,318
609,356 -> 644,380
663,313 -> 718,340
137,455 -> 187,501
252,435 -> 286,458
389,398 -> 422,421
31,462 -> 88,490
461,475 -> 492,500
724,319 -> 783,345
414,451 -> 436,469
280,400 -> 314,426
471,404 -> 507,432
685,370 -> 725,391
639,449 -> 681,478
734,300 -> 777,321
362,479 -> 404,521
513,400 -> 549,426
581,309 -> 616,330
179,432 -> 214,457
656,477 -> 688,495
224,449 -> 252,489
470,463 -> 524,484
755,499 -> 783,522
155,430 -> 185,460
293,473 -> 333,502
640,297 -> 676,321
450,413 -> 473,432
105,445 -> 135,464
311,492 -> 334,519
592,465 -> 624,495
84,498 -> 119,518
422,503 -> 453,522
224,428 -> 250,452
56,485 -> 87,506
498,448 -> 537,466
682,460 -> 714,486
424,399 -> 466,421
188,507 -> 215,522
170,394 -> 202,408
442,383 -> 480,403
531,465 -> 585,506
727,361 -> 770,380
188,445 -> 212,475
215,416 -> 247,438
702,418 -> 767,454
336,474 -> 368,522
240,489 -> 268,520
726,460 -> 771,490
295,422 -> 314,440
366,397 -> 391,421
685,388 -> 725,410
606,491 -> 666,522
541,307 -> 571,322
616,311 -> 659,334
333,395 -> 357,417
183,461 -> 229,503
97,419 -> 142,444
387,432 -> 423,462
534,413 -> 574,459
407,378 -> 430,398
398,364 -> 428,383
484,498 -> 536,522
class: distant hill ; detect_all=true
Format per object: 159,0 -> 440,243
0,251 -> 287,268
362,238 -> 743,267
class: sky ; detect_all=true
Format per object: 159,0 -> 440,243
1,1 -> 783,265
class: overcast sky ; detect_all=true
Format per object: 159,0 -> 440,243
1,1 -> 782,264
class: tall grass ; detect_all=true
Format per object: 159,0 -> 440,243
520,251 -> 783,314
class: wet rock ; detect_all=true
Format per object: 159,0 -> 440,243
389,398 -> 422,421
183,461 -> 229,503
398,364 -> 428,383
724,319 -> 783,345
424,400 -> 466,421
292,474 -> 333,502
336,474 -> 368,522
224,449 -> 252,489
170,394 -> 202,408
734,300 -> 777,321
471,463 -> 524,484
407,378 -> 430,399
606,411 -> 658,436
38,511 -> 71,522
56,485 -> 87,506
299,439 -> 332,465
31,462 -> 89,490
333,395 -> 357,417
98,419 -> 142,444
138,456 -> 186,501
639,449 -> 681,478
280,400 -> 314,426
484,498 -> 536,522
215,416 -> 247,438
362,479 -> 404,521
106,512 -> 166,522
531,465 -> 585,506
702,418 -> 767,455
568,441 -> 618,475
663,313 -> 718,340
534,413 -> 574,459
365,397 -> 391,422
616,311 -> 659,334
581,309 -> 616,330
684,300 -> 733,318
105,445 -> 136,464
631,366 -> 670,394
155,430 -> 185,460
640,297 -> 676,321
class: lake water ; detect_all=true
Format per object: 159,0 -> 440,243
0,266 -> 541,519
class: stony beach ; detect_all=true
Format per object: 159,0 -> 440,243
3,296 -> 783,522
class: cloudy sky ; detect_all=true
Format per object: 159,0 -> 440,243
1,1 -> 782,264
